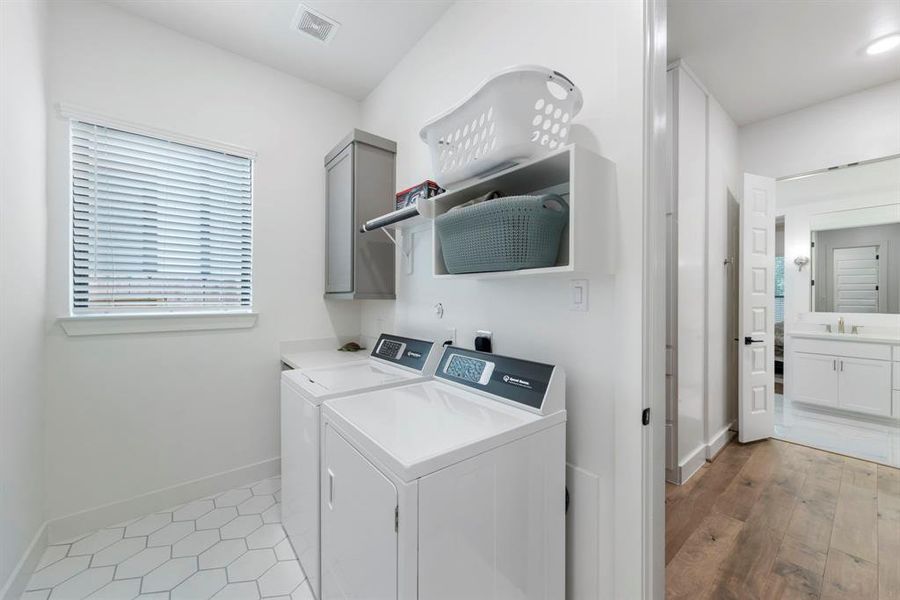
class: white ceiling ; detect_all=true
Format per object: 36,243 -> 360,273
669,0 -> 900,125
104,0 -> 454,100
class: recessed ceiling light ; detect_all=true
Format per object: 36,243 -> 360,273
866,33 -> 900,55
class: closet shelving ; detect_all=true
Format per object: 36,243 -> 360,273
430,144 -> 617,279
369,144 -> 617,277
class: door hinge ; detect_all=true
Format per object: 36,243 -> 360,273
394,506 -> 399,532
876,285 -> 879,291
642,408 -> 650,426
876,254 -> 879,260
810,241 -> 815,248
811,279 -> 815,286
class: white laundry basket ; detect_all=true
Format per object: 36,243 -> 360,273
419,65 -> 583,189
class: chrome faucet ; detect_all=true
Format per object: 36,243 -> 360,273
851,325 -> 861,335
837,317 -> 845,334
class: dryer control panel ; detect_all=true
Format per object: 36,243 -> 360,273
435,346 -> 565,414
371,334 -> 437,374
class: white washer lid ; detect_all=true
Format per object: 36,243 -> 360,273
282,360 -> 427,404
323,381 -> 566,482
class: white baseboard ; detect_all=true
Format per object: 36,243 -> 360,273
676,445 -> 707,485
706,422 -> 736,460
670,422 -> 737,485
0,522 -> 47,600
665,467 -> 678,484
47,457 -> 279,544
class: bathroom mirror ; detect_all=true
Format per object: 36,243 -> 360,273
811,218 -> 900,314
777,157 -> 900,314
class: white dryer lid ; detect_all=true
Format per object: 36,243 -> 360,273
322,381 -> 566,482
282,360 -> 427,404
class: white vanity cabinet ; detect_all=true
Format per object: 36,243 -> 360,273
792,352 -> 839,407
788,333 -> 898,418
837,357 -> 893,416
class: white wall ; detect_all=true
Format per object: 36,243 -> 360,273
740,80 -> 900,178
0,0 -> 48,592
43,0 -> 361,523
667,63 -> 739,483
672,66 -> 707,471
358,2 -> 646,597
704,93 -> 740,451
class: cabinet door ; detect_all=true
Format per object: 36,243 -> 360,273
325,146 -> 353,293
837,357 -> 892,417
321,424 -> 397,600
792,352 -> 838,407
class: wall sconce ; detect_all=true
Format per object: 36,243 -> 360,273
794,256 -> 810,271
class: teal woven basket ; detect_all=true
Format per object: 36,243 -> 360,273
435,194 -> 569,274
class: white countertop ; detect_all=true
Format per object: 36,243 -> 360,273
281,348 -> 370,370
787,331 -> 900,344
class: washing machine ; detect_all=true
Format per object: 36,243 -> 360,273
320,346 -> 566,600
280,334 -> 439,599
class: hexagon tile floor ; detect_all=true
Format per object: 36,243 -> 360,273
21,476 -> 315,600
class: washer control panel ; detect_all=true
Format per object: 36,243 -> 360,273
435,346 -> 557,412
443,353 -> 495,385
370,334 -> 435,373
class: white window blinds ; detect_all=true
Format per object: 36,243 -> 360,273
71,121 -> 253,314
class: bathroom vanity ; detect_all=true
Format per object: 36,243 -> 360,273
787,331 -> 900,419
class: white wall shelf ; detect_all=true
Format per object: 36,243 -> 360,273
430,145 -> 617,279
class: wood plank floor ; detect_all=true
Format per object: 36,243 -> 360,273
666,439 -> 900,600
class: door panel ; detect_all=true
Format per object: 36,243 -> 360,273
280,383 -> 321,598
833,246 -> 879,313
791,352 -> 838,407
739,174 -> 776,442
838,357 -> 892,417
325,146 -> 354,293
321,424 -> 397,600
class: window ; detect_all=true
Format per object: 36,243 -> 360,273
774,256 -> 785,323
71,121 -> 252,315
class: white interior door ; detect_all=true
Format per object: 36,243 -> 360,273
739,173 -> 776,443
833,246 -> 879,312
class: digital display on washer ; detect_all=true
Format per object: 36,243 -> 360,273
370,334 -> 434,372
443,354 -> 494,385
375,338 -> 405,360
436,347 -> 554,410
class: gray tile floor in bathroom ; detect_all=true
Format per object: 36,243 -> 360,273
21,476 -> 314,600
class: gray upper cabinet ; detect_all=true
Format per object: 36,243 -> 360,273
324,130 -> 397,300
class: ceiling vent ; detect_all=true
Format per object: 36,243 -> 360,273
291,3 -> 340,44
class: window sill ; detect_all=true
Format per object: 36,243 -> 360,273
58,312 -> 258,337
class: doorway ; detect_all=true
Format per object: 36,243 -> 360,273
655,1 -> 900,598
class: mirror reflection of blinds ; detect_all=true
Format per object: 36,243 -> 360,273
71,121 -> 252,313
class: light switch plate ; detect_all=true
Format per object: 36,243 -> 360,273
570,279 -> 589,311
